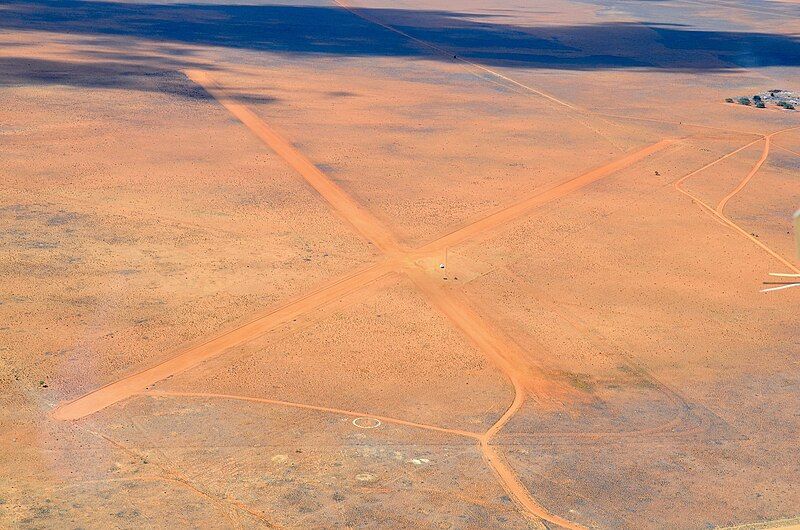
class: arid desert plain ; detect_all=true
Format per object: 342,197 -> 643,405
1,0 -> 800,528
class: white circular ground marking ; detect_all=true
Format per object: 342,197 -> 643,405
352,417 -> 382,429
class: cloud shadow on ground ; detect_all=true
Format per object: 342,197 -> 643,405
0,0 -> 798,71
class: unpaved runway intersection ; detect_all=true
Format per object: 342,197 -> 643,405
3,0 -> 800,528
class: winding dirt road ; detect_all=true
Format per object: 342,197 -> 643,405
143,390 -> 482,440
715,135 -> 772,214
674,127 -> 800,274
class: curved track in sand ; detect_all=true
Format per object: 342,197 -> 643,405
144,390 -> 481,440
715,135 -> 772,215
716,127 -> 800,216
673,127 -> 800,274
143,389 -> 583,530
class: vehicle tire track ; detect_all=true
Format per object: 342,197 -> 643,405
86,427 -> 279,527
331,0 -> 578,111
674,127 -> 800,274
774,144 -> 800,159
406,266 -> 587,529
715,136 -> 771,214
331,0 -> 639,153
716,127 -> 800,215
142,390 -> 482,440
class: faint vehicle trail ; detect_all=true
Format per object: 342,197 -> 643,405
406,267 -> 587,529
330,0 -> 577,111
143,390 -> 482,440
716,127 -> 800,216
674,127 -> 800,274
494,264 -> 707,442
716,515 -> 800,530
597,112 -> 764,138
146,389 -> 584,529
329,0 -> 635,152
775,144 -> 800,159
54,72 -> 674,529
673,138 -> 764,190
44,472 -> 250,529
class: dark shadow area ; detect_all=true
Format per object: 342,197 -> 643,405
1,0 -> 799,71
0,56 -> 278,102
0,56 -> 210,98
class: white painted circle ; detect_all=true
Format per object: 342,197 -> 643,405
352,417 -> 382,429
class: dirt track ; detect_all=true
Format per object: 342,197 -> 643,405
332,0 -> 580,113
674,126 -> 800,274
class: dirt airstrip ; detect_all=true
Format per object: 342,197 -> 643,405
1,0 -> 800,528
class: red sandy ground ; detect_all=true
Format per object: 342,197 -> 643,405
1,0 -> 799,528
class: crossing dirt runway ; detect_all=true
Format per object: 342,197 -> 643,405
2,0 -> 800,528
